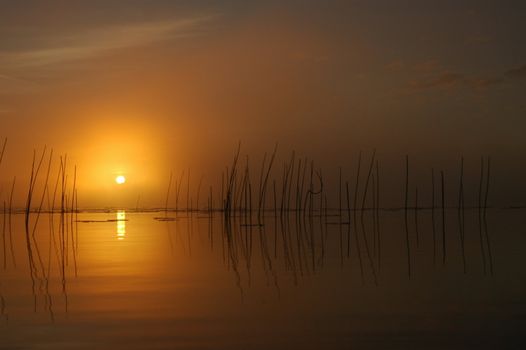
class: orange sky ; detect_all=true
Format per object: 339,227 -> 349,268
1,1 -> 525,208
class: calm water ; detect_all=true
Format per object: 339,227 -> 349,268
0,209 -> 525,349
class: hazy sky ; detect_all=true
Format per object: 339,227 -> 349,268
0,1 -> 525,208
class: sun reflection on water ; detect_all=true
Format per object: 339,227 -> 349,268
117,210 -> 126,240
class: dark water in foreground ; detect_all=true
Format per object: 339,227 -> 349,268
0,209 -> 525,349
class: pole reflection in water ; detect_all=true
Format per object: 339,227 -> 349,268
117,210 -> 126,240
1,207 -> 524,350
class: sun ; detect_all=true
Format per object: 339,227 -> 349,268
115,175 -> 126,184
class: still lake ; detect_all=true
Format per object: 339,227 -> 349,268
0,209 -> 525,349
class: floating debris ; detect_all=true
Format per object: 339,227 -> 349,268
76,219 -> 129,223
153,217 -> 177,221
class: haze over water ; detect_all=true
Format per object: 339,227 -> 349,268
1,1 -> 526,349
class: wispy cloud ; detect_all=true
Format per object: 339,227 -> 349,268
0,15 -> 217,68
0,74 -> 34,83
412,60 -> 441,73
409,72 -> 505,91
0,73 -> 40,94
466,77 -> 503,89
466,34 -> 494,45
384,60 -> 404,72
387,58 -> 516,93
409,72 -> 464,90
408,62 -> 526,92
505,64 -> 526,80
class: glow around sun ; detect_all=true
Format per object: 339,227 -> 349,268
115,175 -> 126,184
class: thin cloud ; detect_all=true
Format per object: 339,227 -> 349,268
466,77 -> 503,89
408,70 -> 504,92
0,15 -> 217,68
467,34 -> 494,44
409,72 -> 464,90
413,60 -> 441,73
384,60 -> 404,72
0,73 -> 34,83
0,73 -> 40,94
505,64 -> 526,80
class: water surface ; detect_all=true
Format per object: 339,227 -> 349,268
0,209 -> 525,349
